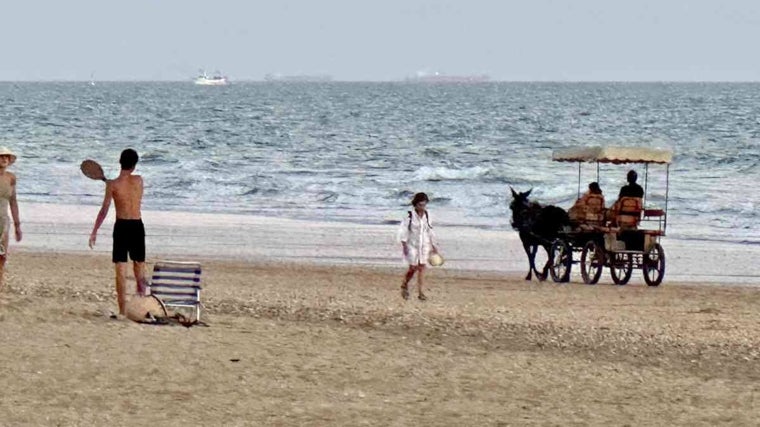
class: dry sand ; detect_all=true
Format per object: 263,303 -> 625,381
1,250 -> 759,426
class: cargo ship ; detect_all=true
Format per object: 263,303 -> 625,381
264,73 -> 333,82
404,71 -> 490,83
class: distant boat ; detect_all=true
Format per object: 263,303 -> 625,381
195,70 -> 229,86
405,71 -> 490,84
89,72 -> 96,86
264,73 -> 332,82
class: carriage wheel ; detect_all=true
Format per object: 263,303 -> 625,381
580,240 -> 604,285
549,240 -> 572,283
643,243 -> 666,287
609,252 -> 633,285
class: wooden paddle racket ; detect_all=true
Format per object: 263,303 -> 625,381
80,159 -> 107,182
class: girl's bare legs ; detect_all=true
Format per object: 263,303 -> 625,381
401,266 -> 416,299
416,265 -> 427,300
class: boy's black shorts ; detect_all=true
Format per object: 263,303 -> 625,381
112,219 -> 145,263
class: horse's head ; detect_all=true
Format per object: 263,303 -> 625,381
509,186 -> 536,230
509,186 -> 533,211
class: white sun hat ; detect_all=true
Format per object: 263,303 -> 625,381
0,147 -> 17,166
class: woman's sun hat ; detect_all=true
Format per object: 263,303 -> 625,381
428,252 -> 444,267
0,147 -> 17,166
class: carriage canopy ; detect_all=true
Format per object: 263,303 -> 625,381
552,146 -> 673,164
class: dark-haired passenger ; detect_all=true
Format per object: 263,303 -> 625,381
569,182 -> 606,225
618,170 -> 644,198
611,170 -> 645,228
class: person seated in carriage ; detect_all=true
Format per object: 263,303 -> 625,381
568,182 -> 606,227
618,170 -> 644,198
608,170 -> 644,229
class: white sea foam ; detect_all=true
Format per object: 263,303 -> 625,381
413,165 -> 492,181
4,82 -> 760,247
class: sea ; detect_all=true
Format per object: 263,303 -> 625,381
1,82 -> 758,246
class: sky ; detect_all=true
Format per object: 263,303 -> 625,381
1,0 -> 760,81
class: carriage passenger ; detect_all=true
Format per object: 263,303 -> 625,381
618,170 -> 644,198
568,182 -> 605,225
608,170 -> 645,228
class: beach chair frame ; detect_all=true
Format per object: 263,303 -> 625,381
148,261 -> 202,322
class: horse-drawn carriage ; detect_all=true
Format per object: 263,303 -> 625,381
510,146 -> 672,286
549,146 -> 672,286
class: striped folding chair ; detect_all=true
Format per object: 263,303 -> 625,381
148,261 -> 203,322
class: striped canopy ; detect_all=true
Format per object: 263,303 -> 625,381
552,146 -> 673,164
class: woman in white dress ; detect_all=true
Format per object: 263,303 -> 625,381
0,147 -> 22,290
397,192 -> 439,300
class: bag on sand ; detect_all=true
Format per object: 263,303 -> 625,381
124,295 -> 208,328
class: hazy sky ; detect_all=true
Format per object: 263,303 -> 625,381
2,0 -> 760,81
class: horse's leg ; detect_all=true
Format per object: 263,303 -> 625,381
538,243 -> 551,280
531,244 -> 547,281
521,239 -> 534,281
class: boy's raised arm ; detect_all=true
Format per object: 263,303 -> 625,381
89,182 -> 112,249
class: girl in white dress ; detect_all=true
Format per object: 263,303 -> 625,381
397,192 -> 439,300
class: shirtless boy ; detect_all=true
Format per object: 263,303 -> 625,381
89,149 -> 146,316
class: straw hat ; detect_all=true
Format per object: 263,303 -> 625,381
0,147 -> 17,166
428,253 -> 444,267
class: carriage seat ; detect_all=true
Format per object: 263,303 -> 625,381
569,193 -> 608,232
583,194 -> 606,224
612,197 -> 643,229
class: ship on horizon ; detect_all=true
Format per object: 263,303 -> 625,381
194,70 -> 229,86
264,73 -> 333,82
404,70 -> 490,83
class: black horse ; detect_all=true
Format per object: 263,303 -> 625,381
509,187 -> 571,281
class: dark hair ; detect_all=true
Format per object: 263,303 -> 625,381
411,192 -> 429,206
627,170 -> 638,183
120,149 -> 139,170
588,182 -> 602,194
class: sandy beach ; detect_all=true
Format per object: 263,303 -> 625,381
2,203 -> 760,425
7,2 -> 760,423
